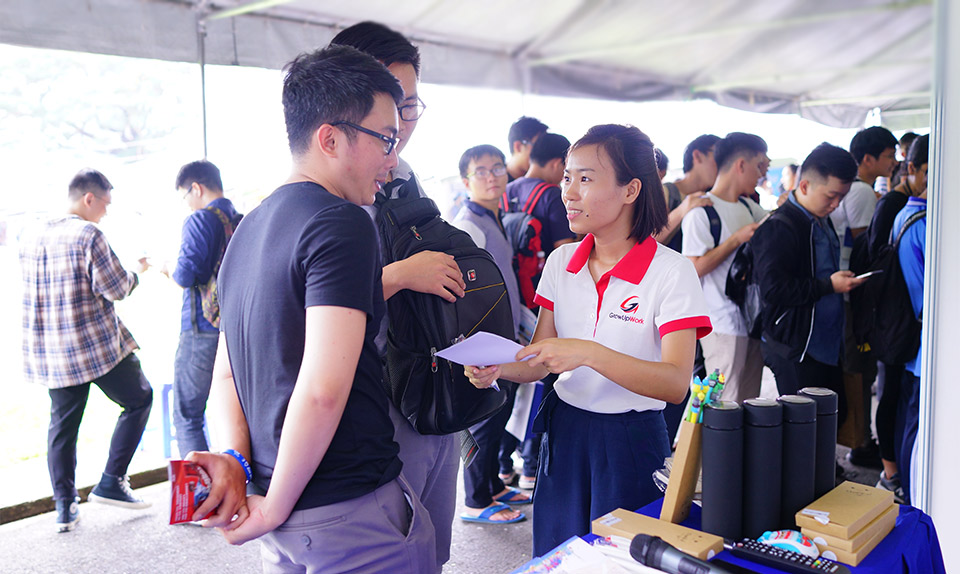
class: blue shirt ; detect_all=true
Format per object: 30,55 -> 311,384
892,197 -> 926,375
789,192 -> 843,365
172,197 -> 241,332
504,177 -> 576,258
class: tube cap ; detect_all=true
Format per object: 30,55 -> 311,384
777,395 -> 817,423
798,387 -> 838,415
703,400 -> 743,430
743,397 -> 783,427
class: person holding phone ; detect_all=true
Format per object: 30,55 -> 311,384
465,124 -> 712,556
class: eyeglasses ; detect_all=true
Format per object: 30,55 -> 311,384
331,121 -> 398,155
467,165 -> 508,179
398,97 -> 426,121
182,187 -> 193,199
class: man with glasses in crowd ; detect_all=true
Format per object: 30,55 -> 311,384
19,169 -> 154,533
331,22 -> 465,573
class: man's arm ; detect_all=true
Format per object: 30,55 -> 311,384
382,251 -> 466,302
171,213 -> 219,288
655,192 -> 712,245
687,223 -> 758,278
217,305 -> 366,545
88,229 -> 139,301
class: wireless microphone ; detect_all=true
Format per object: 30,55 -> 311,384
630,534 -> 733,574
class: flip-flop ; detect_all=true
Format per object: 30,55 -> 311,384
460,503 -> 525,524
494,487 -> 532,505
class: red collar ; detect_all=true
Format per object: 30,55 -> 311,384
565,234 -> 658,285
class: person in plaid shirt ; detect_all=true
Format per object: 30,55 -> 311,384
19,168 -> 154,533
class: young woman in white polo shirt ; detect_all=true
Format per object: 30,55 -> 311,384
466,124 -> 712,556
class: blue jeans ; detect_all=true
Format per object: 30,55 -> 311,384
173,329 -> 218,458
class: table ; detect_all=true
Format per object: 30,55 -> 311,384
632,498 -> 946,574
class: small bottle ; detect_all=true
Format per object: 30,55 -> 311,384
742,397 -> 783,539
778,395 -> 817,529
701,401 -> 744,540
799,387 -> 839,499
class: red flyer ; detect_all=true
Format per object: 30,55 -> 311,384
168,460 -> 215,525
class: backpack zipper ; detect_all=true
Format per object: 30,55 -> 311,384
411,226 -> 423,241
430,347 -> 438,373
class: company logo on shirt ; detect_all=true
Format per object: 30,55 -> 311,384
610,296 -> 644,325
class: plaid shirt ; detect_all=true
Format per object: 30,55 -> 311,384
19,215 -> 140,389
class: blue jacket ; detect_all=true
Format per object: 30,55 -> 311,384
172,197 -> 242,332
893,197 -> 926,375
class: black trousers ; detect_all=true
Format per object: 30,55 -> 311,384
48,354 -> 153,500
762,344 -> 847,428
463,382 -> 517,508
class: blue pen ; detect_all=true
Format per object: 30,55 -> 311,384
478,365 -> 501,392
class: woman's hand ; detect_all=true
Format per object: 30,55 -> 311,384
464,364 -> 501,389
219,494 -> 284,545
518,338 -> 596,374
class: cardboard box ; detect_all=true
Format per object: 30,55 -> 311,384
592,508 -> 724,560
795,481 -> 894,539
807,510 -> 896,566
659,419 -> 701,523
801,503 -> 898,552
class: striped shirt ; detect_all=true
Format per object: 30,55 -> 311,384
19,215 -> 139,389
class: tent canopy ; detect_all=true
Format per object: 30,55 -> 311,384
1,0 -> 933,128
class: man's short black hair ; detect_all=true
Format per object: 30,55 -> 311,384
68,168 -> 112,200
282,45 -> 403,156
175,160 -> 223,192
899,132 -> 919,155
570,124 -> 667,241
715,132 -> 768,173
507,116 -> 549,151
682,134 -> 721,173
654,148 -> 669,173
849,126 -> 898,164
799,143 -> 859,185
530,133 -> 570,167
330,21 -> 421,77
459,145 -> 506,178
906,134 -> 930,169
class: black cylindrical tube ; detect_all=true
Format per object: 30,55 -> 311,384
701,401 -> 743,540
799,387 -> 839,498
742,397 -> 783,539
778,395 -> 817,529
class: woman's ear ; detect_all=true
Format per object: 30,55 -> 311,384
624,178 -> 642,204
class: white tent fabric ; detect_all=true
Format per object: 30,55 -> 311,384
0,0 -> 933,129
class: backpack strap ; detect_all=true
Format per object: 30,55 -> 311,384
500,192 -> 510,213
893,210 -> 927,248
703,205 -> 722,248
737,196 -> 755,217
522,182 -> 553,214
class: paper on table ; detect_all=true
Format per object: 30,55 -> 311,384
435,331 -> 526,367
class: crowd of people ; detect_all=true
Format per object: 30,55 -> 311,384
17,18 -> 931,574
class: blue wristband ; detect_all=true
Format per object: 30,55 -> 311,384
223,449 -> 252,483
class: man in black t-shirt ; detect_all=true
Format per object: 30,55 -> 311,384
189,46 -> 435,572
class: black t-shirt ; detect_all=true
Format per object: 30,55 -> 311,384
218,181 -> 401,510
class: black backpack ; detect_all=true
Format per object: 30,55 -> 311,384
501,182 -> 552,309
850,210 -> 925,364
375,181 -> 514,435
703,198 -> 762,338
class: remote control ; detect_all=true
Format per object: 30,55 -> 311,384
728,539 -> 851,574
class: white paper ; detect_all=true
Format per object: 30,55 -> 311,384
504,381 -> 537,440
435,331 -> 526,367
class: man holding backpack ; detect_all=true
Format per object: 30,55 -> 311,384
681,132 -> 768,403
165,159 -> 241,458
753,144 -> 865,407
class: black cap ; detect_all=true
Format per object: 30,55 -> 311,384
743,397 -> 783,427
777,395 -> 817,423
799,387 -> 838,416
703,400 -> 743,430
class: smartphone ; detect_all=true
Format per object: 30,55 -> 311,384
855,270 -> 885,280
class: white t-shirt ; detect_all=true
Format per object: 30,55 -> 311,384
680,193 -> 766,336
533,235 -> 712,414
829,180 -> 877,270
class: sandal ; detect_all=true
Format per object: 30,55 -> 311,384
459,503 -> 525,524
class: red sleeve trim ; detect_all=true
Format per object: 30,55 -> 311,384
659,316 -> 713,340
533,294 -> 554,312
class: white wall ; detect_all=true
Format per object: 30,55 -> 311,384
918,0 -> 958,570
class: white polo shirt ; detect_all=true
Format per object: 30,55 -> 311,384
533,235 -> 712,414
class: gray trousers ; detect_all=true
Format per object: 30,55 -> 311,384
389,402 -> 460,573
259,476 -> 435,573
